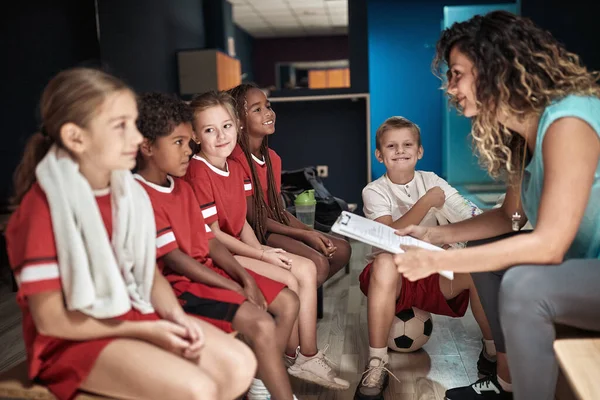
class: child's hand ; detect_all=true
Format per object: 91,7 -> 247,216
302,231 -> 337,257
164,310 -> 205,361
140,320 -> 198,358
243,279 -> 267,311
425,187 -> 445,208
262,248 -> 293,270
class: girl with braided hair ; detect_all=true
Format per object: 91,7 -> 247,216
227,84 -> 352,288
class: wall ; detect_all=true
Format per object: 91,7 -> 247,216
235,25 -> 255,83
97,0 -> 206,94
268,97 -> 369,211
367,0 -> 513,181
253,35 -> 349,88
522,0 -> 600,71
0,0 -> 100,206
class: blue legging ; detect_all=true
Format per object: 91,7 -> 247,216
470,233 -> 600,400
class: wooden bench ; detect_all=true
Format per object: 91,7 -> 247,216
0,362 -> 113,399
555,338 -> 600,400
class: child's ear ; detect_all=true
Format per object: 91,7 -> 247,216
375,149 -> 384,163
417,145 -> 424,160
139,138 -> 154,157
60,122 -> 86,155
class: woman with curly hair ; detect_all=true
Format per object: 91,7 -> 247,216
392,10 -> 600,400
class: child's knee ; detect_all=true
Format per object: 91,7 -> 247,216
371,254 -> 400,285
275,288 -> 300,317
295,258 -> 317,287
283,274 -> 300,293
336,238 -> 352,260
314,255 -> 331,286
228,340 -> 257,385
183,375 -> 220,400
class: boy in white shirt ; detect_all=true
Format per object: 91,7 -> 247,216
354,117 -> 495,400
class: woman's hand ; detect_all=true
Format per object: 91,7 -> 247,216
394,245 -> 442,281
395,225 -> 438,245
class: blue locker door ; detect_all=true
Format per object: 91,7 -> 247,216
442,3 -> 519,185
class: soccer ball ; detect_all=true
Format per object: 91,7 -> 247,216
387,307 -> 433,352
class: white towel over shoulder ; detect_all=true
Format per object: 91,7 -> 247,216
36,145 -> 156,319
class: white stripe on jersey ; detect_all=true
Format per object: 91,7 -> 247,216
202,206 -> 217,219
157,231 -> 176,249
244,183 -> 252,191
205,224 -> 212,233
17,263 -> 60,284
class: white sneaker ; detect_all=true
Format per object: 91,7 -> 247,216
247,378 -> 271,400
287,346 -> 350,390
247,378 -> 299,400
284,346 -> 299,368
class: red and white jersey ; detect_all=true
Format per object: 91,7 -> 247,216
5,183 -> 114,378
134,174 -> 215,283
229,144 -> 282,206
184,155 -> 252,239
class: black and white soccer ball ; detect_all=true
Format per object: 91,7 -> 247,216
387,307 -> 433,352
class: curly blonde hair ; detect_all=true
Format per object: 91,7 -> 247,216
433,10 -> 600,181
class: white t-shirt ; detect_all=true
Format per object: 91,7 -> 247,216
362,171 -> 481,246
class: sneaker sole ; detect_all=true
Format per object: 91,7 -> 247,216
288,369 -> 350,390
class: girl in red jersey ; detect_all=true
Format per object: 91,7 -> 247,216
5,68 -> 255,400
135,92 -> 301,400
227,83 -> 352,288
187,91 -> 349,391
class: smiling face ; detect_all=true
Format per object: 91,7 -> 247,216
194,104 -> 238,159
242,88 -> 275,137
447,46 -> 478,117
376,127 -> 423,173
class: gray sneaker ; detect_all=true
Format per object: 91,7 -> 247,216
354,356 -> 397,400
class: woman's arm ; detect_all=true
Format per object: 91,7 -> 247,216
396,118 -> 600,279
416,188 -> 523,245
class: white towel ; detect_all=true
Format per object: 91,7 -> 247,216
36,145 -> 156,319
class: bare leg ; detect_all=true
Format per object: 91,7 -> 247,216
81,318 -> 256,400
367,254 -> 403,348
233,301 -> 297,400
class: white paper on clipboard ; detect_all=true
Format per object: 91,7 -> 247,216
332,211 -> 454,280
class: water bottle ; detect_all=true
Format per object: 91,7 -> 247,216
294,190 -> 317,228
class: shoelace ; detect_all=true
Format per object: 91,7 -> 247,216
473,379 -> 497,390
360,359 -> 401,388
313,344 -> 338,373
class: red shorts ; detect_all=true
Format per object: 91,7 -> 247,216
359,262 -> 469,317
172,265 -> 286,332
35,308 -> 160,400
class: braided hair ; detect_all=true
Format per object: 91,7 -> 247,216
228,83 -> 289,243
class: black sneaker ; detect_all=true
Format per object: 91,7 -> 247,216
354,356 -> 390,400
477,341 -> 497,378
445,376 -> 513,400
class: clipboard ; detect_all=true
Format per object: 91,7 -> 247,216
332,211 -> 454,280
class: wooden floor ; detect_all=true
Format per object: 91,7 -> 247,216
0,241 -> 482,399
